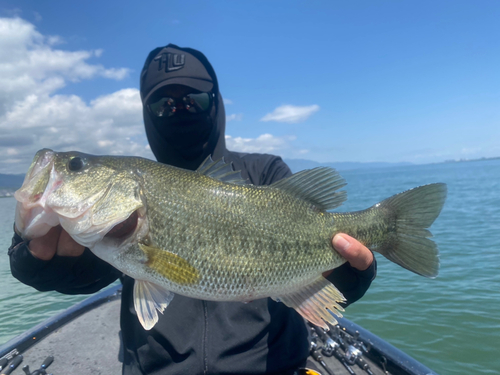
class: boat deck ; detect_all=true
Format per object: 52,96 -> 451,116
0,286 -> 436,375
20,299 -> 122,375
18,298 -> 389,375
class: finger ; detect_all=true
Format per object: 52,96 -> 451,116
28,225 -> 62,261
332,233 -> 374,271
56,229 -> 85,257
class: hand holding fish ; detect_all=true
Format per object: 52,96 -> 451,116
28,225 -> 84,260
331,233 -> 374,271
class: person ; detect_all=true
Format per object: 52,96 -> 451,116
9,44 -> 376,375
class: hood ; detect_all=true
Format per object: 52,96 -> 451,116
140,44 -> 226,170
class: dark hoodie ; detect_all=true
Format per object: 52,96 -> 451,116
9,44 -> 376,375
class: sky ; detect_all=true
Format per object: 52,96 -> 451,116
0,1 -> 499,174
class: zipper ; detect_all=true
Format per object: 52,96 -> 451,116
203,300 -> 208,375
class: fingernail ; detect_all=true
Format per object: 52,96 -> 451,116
333,234 -> 350,252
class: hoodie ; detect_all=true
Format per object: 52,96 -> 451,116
9,44 -> 376,375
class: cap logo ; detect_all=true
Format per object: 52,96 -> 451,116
154,53 -> 185,72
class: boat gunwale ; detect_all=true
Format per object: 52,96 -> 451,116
0,284 -> 122,358
338,317 -> 438,375
0,285 -> 437,375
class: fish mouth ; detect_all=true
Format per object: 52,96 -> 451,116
23,149 -> 55,185
15,149 -> 56,204
96,207 -> 149,257
105,210 -> 139,239
14,149 -> 59,239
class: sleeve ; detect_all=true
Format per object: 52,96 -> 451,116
9,229 -> 121,295
325,259 -> 377,307
261,156 -> 377,306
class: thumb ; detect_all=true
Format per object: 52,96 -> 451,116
332,233 -> 373,271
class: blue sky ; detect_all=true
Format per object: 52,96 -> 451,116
0,1 -> 499,174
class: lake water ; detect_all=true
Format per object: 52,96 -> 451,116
1,160 -> 499,374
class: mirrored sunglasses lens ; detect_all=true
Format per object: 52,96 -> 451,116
148,97 -> 175,117
184,93 -> 211,113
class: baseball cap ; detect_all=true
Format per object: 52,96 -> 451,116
142,45 -> 214,105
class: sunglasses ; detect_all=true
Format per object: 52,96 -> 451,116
147,92 -> 214,117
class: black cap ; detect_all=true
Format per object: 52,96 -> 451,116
141,44 -> 226,170
142,45 -> 214,105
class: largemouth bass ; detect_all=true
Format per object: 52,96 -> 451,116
15,149 -> 447,330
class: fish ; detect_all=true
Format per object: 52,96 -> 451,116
14,149 -> 447,330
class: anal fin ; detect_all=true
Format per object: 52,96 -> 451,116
133,280 -> 174,330
272,277 -> 346,330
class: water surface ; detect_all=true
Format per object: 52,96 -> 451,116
1,160 -> 499,374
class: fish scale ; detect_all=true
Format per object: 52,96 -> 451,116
141,169 -> 338,292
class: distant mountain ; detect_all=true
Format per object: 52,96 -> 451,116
0,174 -> 24,197
0,160 -> 414,197
284,159 -> 413,173
0,173 -> 24,188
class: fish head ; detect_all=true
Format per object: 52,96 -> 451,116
15,149 -> 147,249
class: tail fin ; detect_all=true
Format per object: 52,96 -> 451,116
373,183 -> 447,278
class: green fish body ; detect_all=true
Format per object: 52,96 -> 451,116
15,149 -> 447,330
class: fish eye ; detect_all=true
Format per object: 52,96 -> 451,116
68,157 -> 85,172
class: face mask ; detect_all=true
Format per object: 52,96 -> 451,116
152,112 -> 214,160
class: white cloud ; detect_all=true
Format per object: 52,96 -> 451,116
226,134 -> 287,153
90,88 -> 143,125
6,148 -> 18,156
225,133 -> 309,157
0,17 -> 131,115
260,104 -> 319,124
223,98 -> 233,105
460,147 -> 481,155
0,17 -> 152,174
226,113 -> 243,122
0,16 -> 317,175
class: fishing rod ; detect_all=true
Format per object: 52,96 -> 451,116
0,355 -> 23,375
325,325 -> 374,375
0,359 -> 7,372
22,355 -> 54,375
342,331 -> 374,375
0,349 -> 19,372
309,322 -> 378,375
310,324 -> 355,375
309,335 -> 336,375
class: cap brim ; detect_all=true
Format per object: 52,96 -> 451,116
144,78 -> 213,104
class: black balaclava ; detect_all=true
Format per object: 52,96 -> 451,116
141,44 -> 226,170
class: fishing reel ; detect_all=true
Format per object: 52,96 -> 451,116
22,356 -> 53,375
309,322 -> 377,375
338,331 -> 374,375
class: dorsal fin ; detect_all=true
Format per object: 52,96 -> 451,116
271,167 -> 347,210
196,156 -> 247,185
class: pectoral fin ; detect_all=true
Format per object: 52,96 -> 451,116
133,280 -> 175,330
139,243 -> 200,285
272,276 -> 346,330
